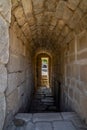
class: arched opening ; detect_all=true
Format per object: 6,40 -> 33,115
35,52 -> 52,90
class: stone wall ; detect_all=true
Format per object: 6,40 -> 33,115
56,30 -> 87,123
0,0 -> 11,130
0,1 -> 34,129
4,21 -> 34,129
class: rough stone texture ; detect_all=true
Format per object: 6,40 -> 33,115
0,0 -> 11,22
35,122 -> 52,130
0,93 -> 6,130
13,6 -> 26,26
10,112 -> 87,130
33,113 -> 62,122
0,1 -> 11,130
0,16 -> 9,64
25,122 -> 35,130
61,112 -> 79,120
5,25 -> 34,129
15,113 -> 32,123
0,64 -> 7,93
53,121 -> 76,130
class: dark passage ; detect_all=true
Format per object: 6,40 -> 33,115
30,87 -> 58,113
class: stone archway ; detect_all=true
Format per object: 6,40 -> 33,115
35,52 -> 52,90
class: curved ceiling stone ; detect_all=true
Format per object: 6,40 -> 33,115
11,0 -> 87,54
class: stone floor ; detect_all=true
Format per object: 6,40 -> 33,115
9,112 -> 87,130
8,87 -> 87,130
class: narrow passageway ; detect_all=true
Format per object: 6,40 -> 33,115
30,87 -> 58,113
1,0 -> 87,130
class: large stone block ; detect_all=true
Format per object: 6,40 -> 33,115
56,1 -> 66,19
7,53 -> 25,72
13,6 -> 26,26
33,113 -> 62,122
21,23 -> 31,39
77,51 -> 87,60
0,93 -> 6,130
79,0 -> 87,13
9,28 -> 25,55
68,9 -> 82,29
0,64 -> 7,93
0,16 -> 9,64
6,88 -> 19,114
77,30 -> 87,51
45,0 -> 57,12
11,0 -> 18,10
22,0 -> 33,17
35,122 -> 52,130
67,0 -> 80,10
6,71 -> 25,96
53,121 -> 76,130
63,7 -> 73,23
79,94 -> 87,119
0,0 -> 11,22
71,64 -> 80,79
61,26 -> 70,37
80,65 -> 87,83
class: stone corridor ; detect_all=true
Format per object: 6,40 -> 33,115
0,0 -> 87,130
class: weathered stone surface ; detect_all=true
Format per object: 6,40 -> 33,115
0,0 -> 11,22
80,65 -> 87,83
77,31 -> 87,51
7,54 -> 25,72
21,23 -> 31,39
14,119 -> 25,127
72,119 -> 87,129
12,0 -> 18,10
35,122 -> 52,130
63,7 -> 73,23
53,121 -> 76,130
0,16 -> 9,64
0,93 -> 6,130
33,113 -> 62,122
56,1 -> 66,19
45,0 -> 57,11
69,9 -> 82,29
79,0 -> 87,13
13,6 -> 26,26
6,88 -> 19,114
67,0 -> 80,10
61,26 -> 70,37
6,71 -> 25,96
0,64 -> 7,93
79,94 -> 87,119
61,112 -> 79,120
22,0 -> 33,17
25,122 -> 35,130
15,113 -> 32,123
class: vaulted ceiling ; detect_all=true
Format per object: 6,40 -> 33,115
11,0 -> 87,54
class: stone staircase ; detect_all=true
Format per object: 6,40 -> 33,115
30,87 -> 57,113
